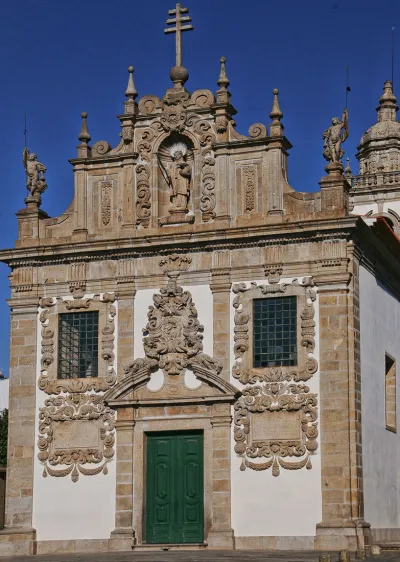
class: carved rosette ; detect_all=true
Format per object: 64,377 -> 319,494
38,393 -> 115,482
38,293 -> 117,394
232,277 -> 319,475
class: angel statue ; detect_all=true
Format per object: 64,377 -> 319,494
323,108 -> 349,164
159,143 -> 192,212
23,147 -> 47,197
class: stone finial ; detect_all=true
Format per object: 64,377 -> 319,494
269,88 -> 284,137
77,112 -> 91,158
78,112 -> 91,144
217,57 -> 230,90
125,66 -> 138,101
377,80 -> 398,122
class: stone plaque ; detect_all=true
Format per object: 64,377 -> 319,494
251,410 -> 301,441
53,420 -> 100,450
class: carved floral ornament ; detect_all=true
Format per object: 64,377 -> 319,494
38,293 -> 117,395
232,277 -> 319,476
38,393 -> 115,482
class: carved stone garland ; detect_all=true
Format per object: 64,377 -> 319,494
38,393 -> 115,482
233,277 -> 319,475
38,293 -> 117,394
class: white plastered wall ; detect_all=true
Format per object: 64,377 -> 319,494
359,266 -> 400,529
352,203 -> 379,217
230,278 -> 322,538
32,295 -> 117,541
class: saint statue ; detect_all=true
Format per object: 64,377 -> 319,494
323,109 -> 349,164
23,148 -> 47,197
162,143 -> 192,212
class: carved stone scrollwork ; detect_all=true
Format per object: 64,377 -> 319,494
38,293 -> 117,394
200,151 -> 216,221
248,123 -> 268,139
234,384 -> 318,476
189,89 -> 215,109
135,164 -> 151,228
38,393 -> 115,482
101,181 -> 112,226
138,95 -> 162,115
92,140 -> 112,158
243,165 -> 256,212
232,277 -> 319,475
124,266 -> 222,379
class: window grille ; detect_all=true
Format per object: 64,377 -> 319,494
58,312 -> 99,379
253,296 -> 297,368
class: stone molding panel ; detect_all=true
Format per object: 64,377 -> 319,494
232,277 -> 319,475
38,293 -> 117,394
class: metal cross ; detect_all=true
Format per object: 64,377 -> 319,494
164,3 -> 194,67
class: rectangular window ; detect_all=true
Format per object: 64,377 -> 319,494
253,296 -> 297,368
58,312 -> 99,379
385,353 -> 396,433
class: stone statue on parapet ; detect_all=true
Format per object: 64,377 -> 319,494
323,108 -> 349,164
23,147 -> 47,198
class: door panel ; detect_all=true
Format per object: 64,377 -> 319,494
146,431 -> 204,544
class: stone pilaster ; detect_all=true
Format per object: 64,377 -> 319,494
207,404 -> 234,549
115,273 -> 136,383
210,268 -> 231,382
109,411 -> 135,551
0,299 -> 38,555
315,271 -> 370,551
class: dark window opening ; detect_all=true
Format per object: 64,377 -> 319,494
253,296 -> 297,368
58,312 -> 99,379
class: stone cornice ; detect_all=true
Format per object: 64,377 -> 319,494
0,217 -> 359,267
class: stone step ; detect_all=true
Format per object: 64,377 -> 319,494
377,541 -> 400,551
133,542 -> 208,551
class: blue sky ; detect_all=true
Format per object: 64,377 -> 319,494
0,0 -> 399,372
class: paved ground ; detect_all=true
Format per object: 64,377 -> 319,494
1,551 -> 400,562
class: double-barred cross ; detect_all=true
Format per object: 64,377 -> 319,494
164,3 -> 194,68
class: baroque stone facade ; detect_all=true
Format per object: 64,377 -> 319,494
0,3 -> 400,557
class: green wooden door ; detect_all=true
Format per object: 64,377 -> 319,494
146,431 -> 204,544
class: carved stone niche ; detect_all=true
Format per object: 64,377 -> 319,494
37,393 -> 115,482
38,293 -> 117,395
232,277 -> 319,475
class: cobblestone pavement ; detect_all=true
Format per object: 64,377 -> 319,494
1,550 -> 400,562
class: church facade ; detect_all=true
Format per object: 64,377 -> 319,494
1,4 -> 400,556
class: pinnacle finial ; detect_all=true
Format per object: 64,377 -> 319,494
269,88 -> 284,137
270,88 -> 283,121
78,112 -> 91,144
377,80 -> 398,122
217,56 -> 230,90
125,66 -> 138,100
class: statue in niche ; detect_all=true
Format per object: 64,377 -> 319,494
323,108 -> 349,164
158,140 -> 194,225
23,148 -> 47,198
